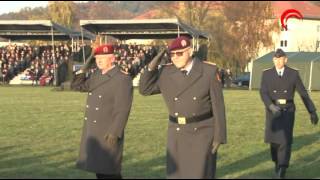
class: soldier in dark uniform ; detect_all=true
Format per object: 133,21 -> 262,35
139,36 -> 227,179
260,48 -> 318,179
71,44 -> 133,179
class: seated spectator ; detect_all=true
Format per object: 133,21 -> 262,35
39,69 -> 53,86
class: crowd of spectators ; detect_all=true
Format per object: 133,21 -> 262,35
86,42 -> 170,79
0,41 -> 171,86
0,43 -> 71,86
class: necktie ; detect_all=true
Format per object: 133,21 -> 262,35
181,70 -> 188,76
278,71 -> 282,78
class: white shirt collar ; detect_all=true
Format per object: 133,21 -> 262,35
276,67 -> 285,75
182,60 -> 194,75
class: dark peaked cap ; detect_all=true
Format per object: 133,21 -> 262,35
274,48 -> 287,58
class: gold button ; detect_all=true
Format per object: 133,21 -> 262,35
99,95 -> 102,98
194,128 -> 197,131
273,90 -> 277,93
174,112 -> 179,116
284,90 -> 287,93
176,127 -> 180,131
193,97 -> 197,100
89,93 -> 92,96
84,117 -> 87,121
93,120 -> 97,123
174,97 -> 178,101
86,105 -> 89,108
96,107 -> 99,111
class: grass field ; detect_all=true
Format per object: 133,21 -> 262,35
0,86 -> 319,179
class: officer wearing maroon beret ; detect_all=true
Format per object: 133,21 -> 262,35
139,36 -> 227,178
260,48 -> 318,179
71,44 -> 133,179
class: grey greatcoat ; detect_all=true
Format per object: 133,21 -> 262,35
139,58 -> 227,179
260,66 -> 316,145
71,66 -> 133,174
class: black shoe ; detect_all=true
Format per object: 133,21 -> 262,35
275,163 -> 279,174
277,167 -> 286,179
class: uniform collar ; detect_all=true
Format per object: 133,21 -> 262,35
275,66 -> 285,74
89,66 -> 119,92
168,58 -> 203,97
98,65 -> 118,77
180,59 -> 194,75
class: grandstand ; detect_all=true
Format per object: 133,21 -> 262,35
0,19 -> 209,87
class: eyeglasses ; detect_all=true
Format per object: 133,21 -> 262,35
170,48 -> 189,57
170,51 -> 184,57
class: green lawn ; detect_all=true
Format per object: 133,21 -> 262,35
0,86 -> 319,178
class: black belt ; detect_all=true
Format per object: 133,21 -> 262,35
169,111 -> 213,125
272,99 -> 294,105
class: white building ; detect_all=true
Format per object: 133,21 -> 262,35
258,1 -> 320,57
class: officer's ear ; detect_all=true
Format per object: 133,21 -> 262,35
284,57 -> 288,64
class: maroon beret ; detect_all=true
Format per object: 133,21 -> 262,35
169,36 -> 191,51
94,44 -> 114,55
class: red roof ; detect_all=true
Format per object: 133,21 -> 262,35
272,1 -> 320,19
134,1 -> 320,20
134,9 -> 160,20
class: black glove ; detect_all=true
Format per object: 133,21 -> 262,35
147,48 -> 166,71
211,142 -> 220,154
79,52 -> 95,73
104,134 -> 119,146
310,112 -> 319,125
269,104 -> 281,118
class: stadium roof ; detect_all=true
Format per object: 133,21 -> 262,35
80,18 -> 209,40
0,20 -> 95,41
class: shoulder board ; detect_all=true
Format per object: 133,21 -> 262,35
162,63 -> 173,66
263,68 -> 272,71
203,61 -> 216,66
120,70 -> 129,75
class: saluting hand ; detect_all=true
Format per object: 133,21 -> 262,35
79,52 -> 95,73
147,48 -> 166,71
310,112 -> 319,125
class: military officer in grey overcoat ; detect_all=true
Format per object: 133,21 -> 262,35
139,36 -> 227,179
260,48 -> 318,179
71,44 -> 133,179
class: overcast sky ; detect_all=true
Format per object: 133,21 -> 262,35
0,1 -> 48,15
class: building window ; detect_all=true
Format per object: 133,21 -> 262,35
280,40 -> 288,47
317,25 -> 320,32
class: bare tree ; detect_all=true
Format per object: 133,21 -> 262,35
155,1 -> 278,72
222,1 -> 279,71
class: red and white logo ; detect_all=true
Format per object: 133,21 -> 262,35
181,40 -> 187,47
103,46 -> 109,53
280,9 -> 303,30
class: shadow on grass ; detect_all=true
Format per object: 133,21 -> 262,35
0,145 -> 91,178
0,144 -> 165,178
238,149 -> 320,179
218,132 -> 320,178
0,131 -> 317,178
123,153 -> 166,179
